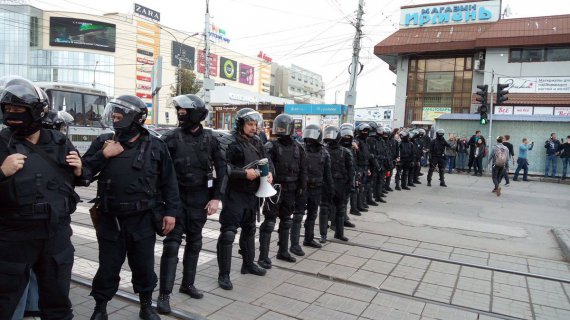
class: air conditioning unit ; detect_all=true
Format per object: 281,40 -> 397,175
474,59 -> 485,71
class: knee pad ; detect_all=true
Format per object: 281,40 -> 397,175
260,220 -> 276,233
219,230 -> 236,245
280,219 -> 293,230
242,224 -> 257,238
186,241 -> 202,255
292,213 -> 304,224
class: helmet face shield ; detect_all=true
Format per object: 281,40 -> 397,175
101,99 -> 143,129
339,127 -> 353,138
302,127 -> 321,140
323,126 -> 340,141
0,76 -> 47,121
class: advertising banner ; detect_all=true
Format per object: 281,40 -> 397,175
533,106 -> 554,115
220,57 -> 237,81
171,41 -> 195,70
137,75 -> 151,82
499,77 -> 570,93
422,107 -> 451,121
554,107 -> 570,116
400,0 -> 500,28
494,106 -> 513,115
197,50 -> 218,76
50,17 -> 116,52
513,106 -> 533,115
239,63 -> 254,85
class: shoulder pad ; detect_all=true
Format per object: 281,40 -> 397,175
149,134 -> 168,148
160,128 -> 178,140
216,132 -> 235,153
48,129 -> 68,145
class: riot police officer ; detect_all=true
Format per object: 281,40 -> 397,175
338,125 -> 356,229
427,128 -> 451,187
156,95 -> 227,314
0,76 -> 89,320
385,127 -> 398,191
407,131 -> 419,188
320,126 -> 354,242
217,108 -> 270,290
396,131 -> 414,191
259,114 -> 306,264
355,123 -> 372,211
290,124 -> 332,252
418,128 -> 431,167
374,126 -> 390,203
84,95 -> 180,320
366,122 -> 380,206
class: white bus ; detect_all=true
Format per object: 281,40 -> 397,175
36,82 -> 112,154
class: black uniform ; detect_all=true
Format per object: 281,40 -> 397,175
294,142 -> 332,245
408,137 -> 419,187
374,137 -> 390,200
396,138 -> 414,189
217,132 -> 271,282
261,137 -> 306,262
355,136 -> 371,209
159,127 -> 227,297
320,143 -> 354,240
83,131 -> 180,301
386,137 -> 398,189
0,128 -> 89,320
427,137 -> 451,185
366,136 -> 380,204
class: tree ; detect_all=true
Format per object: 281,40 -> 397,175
170,68 -> 201,97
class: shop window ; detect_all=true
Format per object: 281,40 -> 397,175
521,48 -> 544,62
29,16 -> 39,47
546,47 -> 570,61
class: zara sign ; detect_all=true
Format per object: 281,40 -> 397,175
134,3 -> 160,22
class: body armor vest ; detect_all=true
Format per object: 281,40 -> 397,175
328,146 -> 348,181
226,134 -> 263,193
170,128 -> 212,188
356,137 -> 370,166
98,135 -> 159,213
431,139 -> 447,158
0,129 -> 76,219
399,141 -> 414,161
272,140 -> 300,183
305,147 -> 325,186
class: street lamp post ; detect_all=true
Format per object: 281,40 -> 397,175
92,61 -> 99,88
158,26 -> 199,95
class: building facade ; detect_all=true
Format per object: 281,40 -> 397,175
374,0 -> 570,128
0,3 -> 275,126
270,63 -> 325,104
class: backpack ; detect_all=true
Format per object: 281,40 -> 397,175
494,145 -> 508,167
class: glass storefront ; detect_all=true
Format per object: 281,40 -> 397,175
405,56 -> 473,126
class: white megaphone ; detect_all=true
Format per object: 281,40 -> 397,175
255,158 -> 277,198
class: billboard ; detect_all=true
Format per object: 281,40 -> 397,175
239,63 -> 254,85
220,57 -> 237,81
422,107 -> 451,121
171,41 -> 195,70
50,17 -> 116,52
197,50 -> 218,76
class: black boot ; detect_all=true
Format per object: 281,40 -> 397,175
440,181 -> 447,187
90,300 -> 108,320
303,218 -> 321,248
290,219 -> 305,256
257,231 -> 272,269
377,198 -> 387,203
157,242 -> 178,314
240,232 -> 267,276
139,292 -> 160,320
179,244 -> 203,299
427,180 -> 432,187
367,200 -> 379,206
217,233 -> 234,290
276,222 -> 296,262
319,206 -> 329,244
344,220 -> 355,228
334,214 -> 348,241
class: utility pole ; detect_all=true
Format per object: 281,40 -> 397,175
203,0 -> 215,126
345,0 -> 365,123
92,61 -> 99,88
488,70 -> 495,147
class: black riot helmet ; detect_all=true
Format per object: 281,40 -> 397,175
418,128 -> 426,137
436,128 -> 445,139
0,75 -> 48,122
382,126 -> 391,137
323,125 -> 340,143
409,130 -> 417,140
400,130 -> 410,141
43,110 -> 74,132
339,125 -> 354,147
302,124 -> 322,143
233,108 -> 262,133
102,95 -> 148,129
340,122 -> 354,131
356,123 -> 370,137
173,94 -> 208,130
368,122 -> 379,136
272,113 -> 295,137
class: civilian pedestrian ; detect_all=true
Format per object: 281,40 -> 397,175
560,135 -> 570,180
544,133 -> 561,177
513,138 -> 534,182
456,137 -> 468,172
490,136 -> 510,197
472,139 -> 485,176
468,130 -> 486,173
502,134 -> 515,186
445,134 -> 457,174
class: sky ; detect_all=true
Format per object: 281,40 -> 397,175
29,0 -> 570,108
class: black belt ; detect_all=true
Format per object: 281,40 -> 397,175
1,203 -> 51,220
108,200 -> 157,214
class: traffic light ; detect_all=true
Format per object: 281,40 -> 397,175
497,83 -> 509,104
476,84 -> 488,125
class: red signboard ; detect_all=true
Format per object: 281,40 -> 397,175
136,92 -> 152,99
137,75 -> 151,82
197,50 -> 218,76
137,57 -> 154,65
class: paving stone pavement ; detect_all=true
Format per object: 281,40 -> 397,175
28,199 -> 567,320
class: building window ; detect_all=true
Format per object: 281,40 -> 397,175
30,16 -> 39,47
510,47 -> 570,62
405,56 -> 473,126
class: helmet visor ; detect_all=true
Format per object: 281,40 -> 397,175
173,95 -> 201,109
302,127 -> 321,140
323,128 -> 339,140
0,76 -> 43,107
101,99 -> 142,129
241,110 -> 263,128
339,127 -> 353,138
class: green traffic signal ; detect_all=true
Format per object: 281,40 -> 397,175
480,118 -> 487,125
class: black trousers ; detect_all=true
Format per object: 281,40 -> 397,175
0,223 -> 74,320
163,190 -> 210,251
91,211 -> 158,301
302,187 -> 322,241
428,157 -> 446,182
263,189 -> 296,226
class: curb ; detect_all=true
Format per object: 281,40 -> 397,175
552,228 -> 570,262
